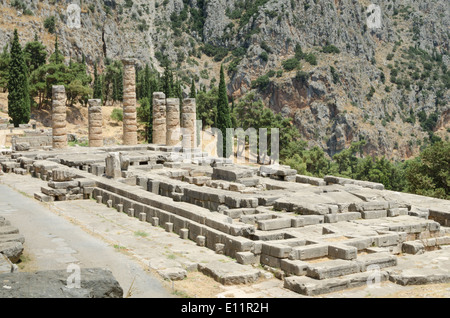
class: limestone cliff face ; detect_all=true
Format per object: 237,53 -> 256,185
0,0 -> 448,159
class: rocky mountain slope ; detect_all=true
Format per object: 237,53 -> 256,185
0,0 -> 449,160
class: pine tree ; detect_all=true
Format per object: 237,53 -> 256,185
215,64 -> 232,157
23,34 -> 47,73
8,29 -> 30,127
189,79 -> 196,98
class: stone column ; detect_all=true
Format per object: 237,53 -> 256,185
88,99 -> 103,147
181,98 -> 197,149
166,98 -> 180,146
52,85 -> 67,149
122,59 -> 137,145
152,92 -> 166,145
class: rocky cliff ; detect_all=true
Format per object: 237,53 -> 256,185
0,0 -> 449,159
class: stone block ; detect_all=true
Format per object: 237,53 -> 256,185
328,244 -> 357,260
289,244 -> 328,260
280,259 -> 309,276
165,222 -> 173,232
157,267 -> 187,281
235,252 -> 258,265
402,241 -> 425,255
260,254 -> 281,268
196,235 -> 206,247
179,228 -> 189,240
261,243 -> 292,258
257,218 -> 292,231
361,210 -> 387,219
306,260 -> 360,280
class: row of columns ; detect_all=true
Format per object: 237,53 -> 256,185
51,59 -> 197,150
152,93 -> 197,148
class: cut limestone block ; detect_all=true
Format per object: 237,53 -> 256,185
198,261 -> 261,285
284,271 -> 389,296
289,244 -> 329,260
306,259 -> 360,280
402,241 -> 425,255
280,259 -> 309,276
355,252 -> 398,271
328,244 -> 357,260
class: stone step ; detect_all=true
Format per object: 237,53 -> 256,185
198,261 -> 261,285
284,270 -> 390,296
306,259 -> 360,280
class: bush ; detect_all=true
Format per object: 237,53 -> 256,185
304,53 -> 317,65
282,58 -> 300,71
295,71 -> 309,84
44,16 -> 56,34
259,51 -> 268,62
251,75 -> 270,90
110,108 -> 123,122
322,44 -> 340,54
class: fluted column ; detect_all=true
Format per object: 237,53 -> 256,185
152,92 -> 166,145
166,98 -> 180,146
88,99 -> 103,147
181,98 -> 197,149
122,59 -> 137,145
52,85 -> 67,149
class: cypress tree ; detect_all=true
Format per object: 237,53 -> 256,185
144,63 -> 151,99
49,35 -> 64,64
215,64 -> 232,157
162,66 -> 173,98
93,63 -> 102,99
189,78 -> 196,98
8,29 -> 30,127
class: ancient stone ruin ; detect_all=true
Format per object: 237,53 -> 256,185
88,99 -> 103,148
51,85 -> 67,149
1,80 -> 449,297
122,58 -> 138,146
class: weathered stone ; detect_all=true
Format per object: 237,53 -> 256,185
122,59 -> 137,145
306,259 -> 360,280
0,241 -> 23,263
0,268 -> 123,298
198,261 -> 260,285
51,85 -> 67,149
157,267 -> 187,281
105,152 -> 121,179
152,92 -> 166,145
88,99 -> 103,147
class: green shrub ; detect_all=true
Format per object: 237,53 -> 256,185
44,16 -> 56,34
259,51 -> 268,62
282,58 -> 300,71
295,71 -> 309,84
304,53 -> 317,65
110,108 -> 123,122
322,44 -> 340,54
